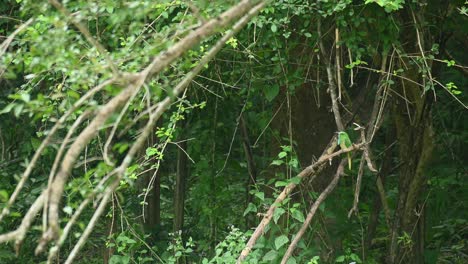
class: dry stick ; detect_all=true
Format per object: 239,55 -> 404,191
0,191 -> 45,253
0,18 -> 33,59
348,48 -> 354,87
47,83 -> 139,237
376,176 -> 391,227
318,20 -> 344,131
46,0 -> 264,240
281,160 -> 346,264
59,3 -> 268,263
348,128 -> 377,218
240,116 -> 257,194
44,169 -> 119,259
64,180 -> 118,264
0,78 -> 114,223
42,110 -> 91,236
103,88 -> 141,166
48,0 -> 119,75
236,143 -> 365,263
335,27 -> 342,101
411,9 -> 435,99
347,52 -> 391,218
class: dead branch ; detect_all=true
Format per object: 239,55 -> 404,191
0,191 -> 45,252
42,110 -> 92,233
240,116 -> 257,206
318,19 -> 344,131
281,160 -> 346,264
237,141 -> 366,263
335,27 -> 342,101
0,78 -> 114,222
39,170 -> 118,257
348,52 -> 391,218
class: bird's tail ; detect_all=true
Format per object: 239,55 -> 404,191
347,153 -> 351,170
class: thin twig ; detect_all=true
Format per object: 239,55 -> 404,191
318,19 -> 344,131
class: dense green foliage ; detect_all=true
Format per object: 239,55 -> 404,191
0,0 -> 466,263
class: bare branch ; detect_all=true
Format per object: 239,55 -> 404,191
318,20 -> 344,131
0,192 -> 45,251
42,110 -> 92,233
281,160 -> 346,264
0,78 -> 113,222
64,180 -> 117,264
237,141 -> 366,263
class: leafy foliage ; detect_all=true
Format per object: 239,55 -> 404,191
0,0 -> 466,263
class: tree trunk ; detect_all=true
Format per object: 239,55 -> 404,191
240,116 -> 257,227
174,139 -> 188,232
142,129 -> 161,238
389,67 -> 434,264
387,7 -> 435,263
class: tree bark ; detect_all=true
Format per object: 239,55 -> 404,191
389,66 -> 434,264
240,116 -> 257,227
174,139 -> 188,233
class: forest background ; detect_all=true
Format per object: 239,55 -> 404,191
0,0 -> 466,263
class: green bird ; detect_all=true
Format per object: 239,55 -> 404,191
337,131 -> 352,170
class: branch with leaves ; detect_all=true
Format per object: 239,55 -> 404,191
0,0 -> 267,261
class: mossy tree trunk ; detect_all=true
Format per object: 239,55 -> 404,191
389,55 -> 434,264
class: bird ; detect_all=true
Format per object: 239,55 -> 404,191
337,131 -> 352,170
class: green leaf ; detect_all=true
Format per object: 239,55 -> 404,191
275,235 -> 289,250
243,203 -> 257,216
262,250 -> 277,261
20,92 -> 30,102
291,208 -> 305,222
13,104 -> 24,117
335,255 -> 345,262
278,151 -> 287,158
271,160 -> 284,166
273,207 -> 286,224
289,176 -> 302,184
275,180 -> 288,187
0,190 -> 9,203
271,24 -> 278,33
63,206 -> 73,215
264,84 -> 279,102
67,90 -> 80,99
288,158 -> 299,168
145,147 -> 158,157
0,103 -> 15,114
254,192 -> 265,201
